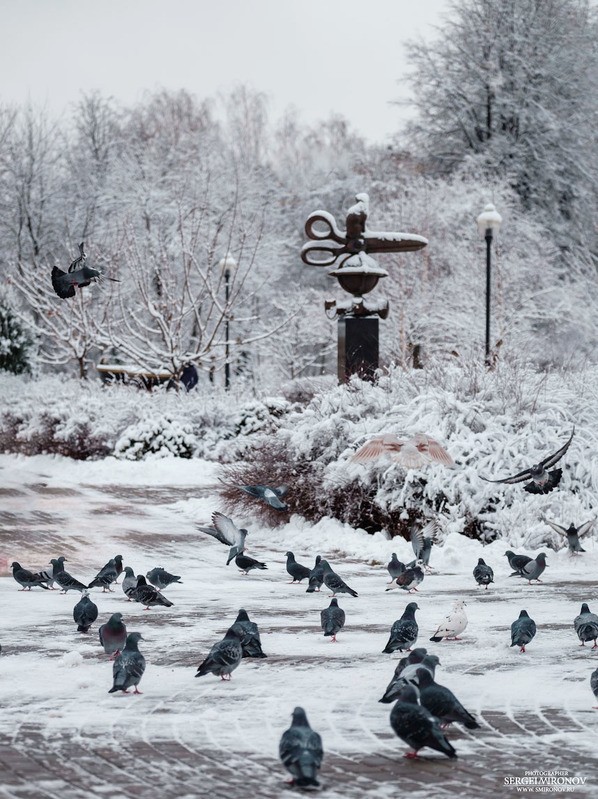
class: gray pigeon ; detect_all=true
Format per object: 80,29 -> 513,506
510,610 -> 537,652
383,602 -> 419,653
196,627 -> 243,680
129,576 -> 174,609
393,648 -> 428,678
416,668 -> 479,729
380,654 -> 441,703
238,484 -> 288,511
88,558 -> 118,592
306,555 -> 325,593
544,519 -> 594,554
122,566 -> 137,599
590,668 -> 598,708
98,613 -> 127,657
320,598 -> 346,642
11,562 -> 50,591
574,603 -> 598,649
387,553 -> 405,583
196,512 -> 248,565
146,567 -> 183,590
31,564 -> 56,589
386,562 -> 424,593
108,632 -> 146,694
234,553 -> 267,574
411,520 -> 436,569
473,558 -> 494,589
50,559 -> 88,593
521,553 -> 548,583
504,550 -> 533,576
229,609 -> 267,658
279,707 -> 323,788
389,684 -> 457,759
73,590 -> 98,633
51,242 -> 120,299
285,551 -> 311,583
320,559 -> 358,597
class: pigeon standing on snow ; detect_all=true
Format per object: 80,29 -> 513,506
108,632 -> 146,694
129,576 -> 174,609
196,512 -> 248,565
88,558 -> 118,592
393,648 -> 428,679
285,551 -> 311,583
574,603 -> 598,649
306,555 -> 325,593
387,553 -> 405,583
11,562 -> 50,590
480,428 -> 575,494
521,553 -> 548,583
504,550 -> 533,577
195,627 -> 243,680
320,559 -> 358,597
383,602 -> 419,653
229,609 -> 267,658
238,484 -> 288,511
473,558 -> 494,589
122,567 -> 136,599
544,519 -> 594,555
510,610 -> 537,653
51,559 -> 88,593
99,613 -> 127,657
416,668 -> 479,729
430,600 -> 468,642
146,567 -> 183,590
380,654 -> 442,703
73,590 -> 98,632
279,707 -> 323,788
386,562 -> 424,593
320,598 -> 346,642
234,552 -> 268,574
389,684 -> 457,759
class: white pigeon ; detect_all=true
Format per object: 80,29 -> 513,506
430,600 -> 468,642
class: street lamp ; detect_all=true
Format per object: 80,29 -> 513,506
218,252 -> 237,390
476,203 -> 502,365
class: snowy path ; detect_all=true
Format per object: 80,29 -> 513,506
0,454 -> 597,798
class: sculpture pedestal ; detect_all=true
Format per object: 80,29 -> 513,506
338,317 -> 379,383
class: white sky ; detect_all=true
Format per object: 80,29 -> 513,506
0,0 -> 449,143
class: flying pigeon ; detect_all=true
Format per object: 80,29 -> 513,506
99,613 -> 127,657
279,707 -> 323,788
108,632 -> 146,694
351,433 -> 455,469
320,559 -> 358,597
521,553 -> 548,583
73,590 -> 98,633
320,598 -> 346,642
121,566 -> 137,599
51,242 -> 120,299
285,551 -> 311,583
389,684 -> 457,759
383,602 -> 419,653
50,559 -> 88,593
387,553 -> 405,583
380,654 -> 442,703
504,550 -> 533,576
195,627 -> 243,680
234,553 -> 267,574
196,512 -> 248,565
237,484 -> 288,511
146,567 -> 183,590
11,562 -> 50,590
510,610 -> 536,653
480,428 -> 575,494
229,609 -> 267,658
306,555 -> 325,593
430,600 -> 468,642
88,558 -> 118,592
416,668 -> 479,729
574,603 -> 598,649
473,558 -> 494,589
411,520 -> 440,569
543,519 -> 594,555
129,575 -> 174,609
386,562 -> 424,593
591,668 -> 598,709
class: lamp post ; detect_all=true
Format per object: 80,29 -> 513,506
476,203 -> 502,365
218,253 -> 237,390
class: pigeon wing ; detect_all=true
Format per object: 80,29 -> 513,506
540,428 -> 574,469
578,520 -> 595,538
413,434 -> 455,467
239,485 -> 264,499
212,512 -> 242,546
51,266 -> 76,299
480,466 -> 533,485
543,519 -> 568,537
351,435 -> 402,462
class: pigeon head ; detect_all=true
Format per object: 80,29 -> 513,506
394,685 -> 419,704
329,598 -> 339,607
110,612 -> 124,622
504,550 -> 514,557
11,562 -> 21,569
537,553 -> 548,564
136,575 -> 147,585
126,632 -> 144,645
224,626 -> 242,640
416,667 -> 434,687
319,560 -> 332,571
453,600 -> 467,608
477,558 -> 486,565
391,553 -> 398,560
291,707 -> 310,727
285,551 -> 294,558
236,609 -> 250,622
80,589 -> 90,598
124,566 -> 134,576
519,610 -> 530,618
409,648 -> 427,661
581,603 -> 591,614
422,654 -> 441,668
114,555 -> 123,564
405,601 -> 419,613
315,555 -> 322,564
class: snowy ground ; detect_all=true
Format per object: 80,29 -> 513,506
0,453 -> 597,798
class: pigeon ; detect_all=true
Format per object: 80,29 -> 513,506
238,484 -> 288,511
73,590 -> 99,633
196,512 -> 248,565
51,242 -> 120,299
387,553 -> 405,583
411,520 -> 438,569
574,603 -> 598,649
121,566 -> 137,599
11,562 -> 50,590
195,627 -> 243,680
234,553 -> 267,574
386,562 -> 424,593
510,610 -> 536,652
129,575 -> 174,609
229,609 -> 267,658
108,632 -> 146,694
306,555 -> 325,593
389,684 -> 457,759
416,668 -> 479,729
543,519 -> 594,555
320,598 -> 346,642
591,668 -> 598,709
279,707 -> 323,788
351,433 -> 455,468
88,558 -> 118,592
285,551 -> 311,583
146,567 -> 183,590
480,428 -> 575,494
473,558 -> 494,589
50,559 -> 88,593
504,550 -> 533,576
430,600 -> 468,642
99,613 -> 127,656
113,555 -> 124,580
380,654 -> 441,703
393,648 -> 428,679
383,602 -> 419,653
320,559 -> 358,597
31,564 -> 56,589
521,553 -> 548,583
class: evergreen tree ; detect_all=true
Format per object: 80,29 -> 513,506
0,296 -> 33,374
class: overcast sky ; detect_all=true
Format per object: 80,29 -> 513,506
0,0 -> 449,142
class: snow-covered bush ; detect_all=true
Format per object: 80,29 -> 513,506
114,416 -> 198,460
233,397 -> 292,436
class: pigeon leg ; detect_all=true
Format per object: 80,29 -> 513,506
593,641 -> 598,650
580,641 -> 586,647
330,635 -> 337,643
404,751 -> 419,759
133,687 -> 143,695
520,645 -> 526,653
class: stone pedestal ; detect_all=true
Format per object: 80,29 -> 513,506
338,317 -> 379,383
